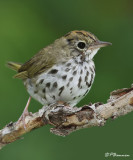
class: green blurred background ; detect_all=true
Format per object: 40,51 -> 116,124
0,0 -> 133,159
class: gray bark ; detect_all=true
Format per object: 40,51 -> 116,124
0,85 -> 133,150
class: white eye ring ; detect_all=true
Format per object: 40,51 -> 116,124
77,41 -> 86,50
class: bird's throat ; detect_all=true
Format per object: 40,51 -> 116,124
88,48 -> 100,60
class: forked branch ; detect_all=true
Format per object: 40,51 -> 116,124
0,85 -> 133,150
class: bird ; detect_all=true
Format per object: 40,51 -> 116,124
7,30 -> 111,127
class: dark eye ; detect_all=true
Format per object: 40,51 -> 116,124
77,41 -> 86,49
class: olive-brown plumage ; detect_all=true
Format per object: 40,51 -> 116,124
7,30 -> 111,127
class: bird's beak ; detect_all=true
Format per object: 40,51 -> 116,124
89,41 -> 112,49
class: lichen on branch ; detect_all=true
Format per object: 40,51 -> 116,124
0,85 -> 133,150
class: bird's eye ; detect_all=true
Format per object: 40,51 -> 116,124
77,41 -> 86,50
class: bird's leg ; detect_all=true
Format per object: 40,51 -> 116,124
17,96 -> 32,129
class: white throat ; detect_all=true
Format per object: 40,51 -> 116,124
87,48 -> 100,60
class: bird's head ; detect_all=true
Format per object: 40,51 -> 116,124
62,30 -> 112,60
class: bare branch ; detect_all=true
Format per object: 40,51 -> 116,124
0,85 -> 133,150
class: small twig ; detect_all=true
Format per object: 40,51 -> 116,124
0,85 -> 133,150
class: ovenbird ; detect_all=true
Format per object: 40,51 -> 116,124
8,30 -> 111,125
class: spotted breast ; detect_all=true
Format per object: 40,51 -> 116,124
7,30 -> 111,127
24,54 -> 95,106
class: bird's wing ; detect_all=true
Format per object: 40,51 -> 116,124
15,49 -> 56,79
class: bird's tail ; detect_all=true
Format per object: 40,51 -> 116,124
7,61 -> 22,72
7,61 -> 28,79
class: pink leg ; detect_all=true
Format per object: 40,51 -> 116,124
17,97 -> 32,129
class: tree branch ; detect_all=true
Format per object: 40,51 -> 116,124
0,85 -> 133,150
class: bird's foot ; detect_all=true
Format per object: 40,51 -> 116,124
57,101 -> 70,107
44,101 -> 70,126
89,104 -> 96,112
